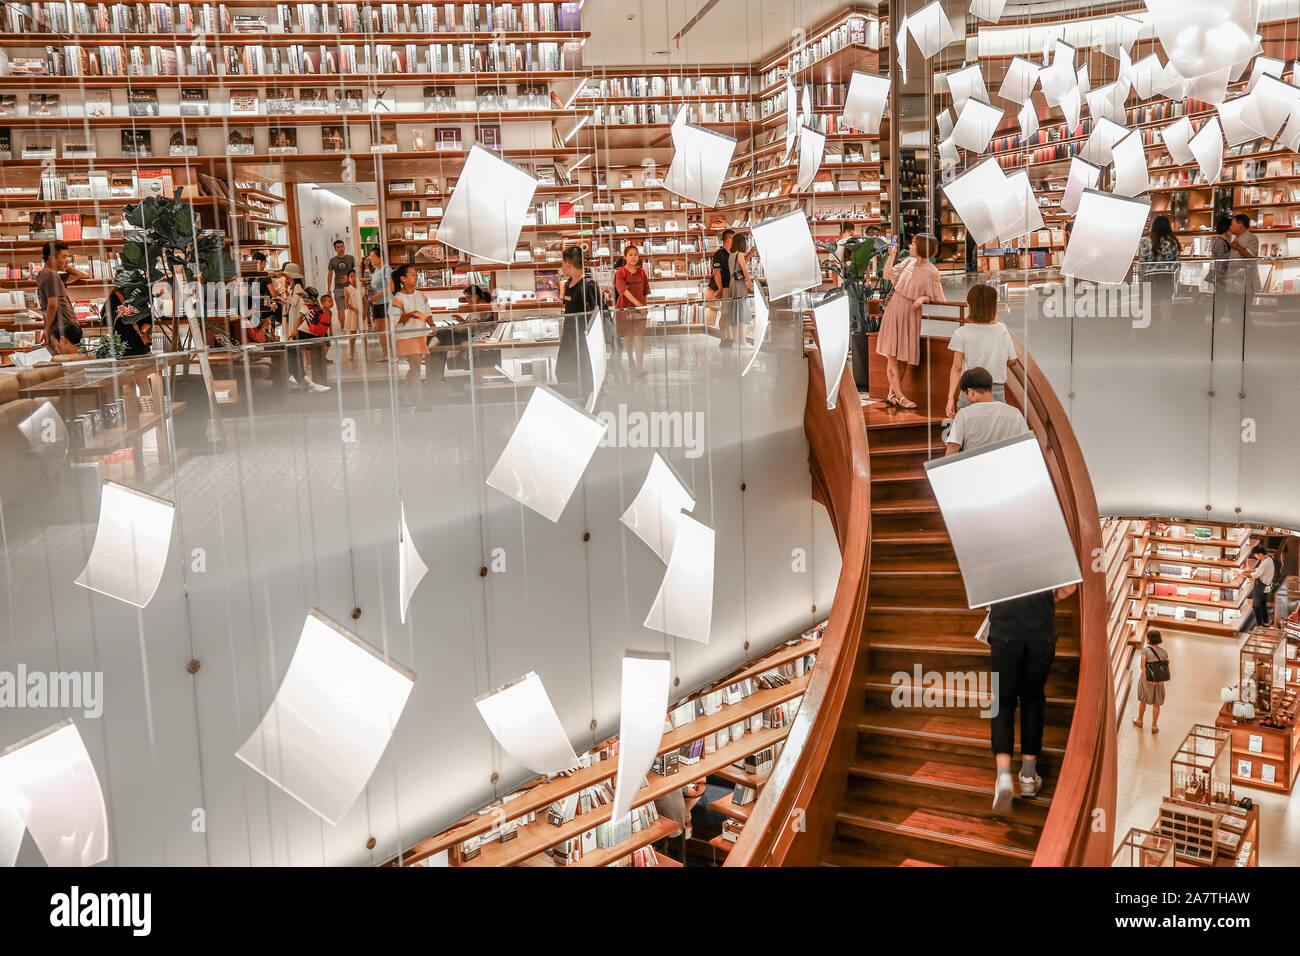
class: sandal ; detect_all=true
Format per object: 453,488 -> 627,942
1131,720 -> 1143,729
884,392 -> 900,408
1151,726 -> 1159,734
895,396 -> 918,410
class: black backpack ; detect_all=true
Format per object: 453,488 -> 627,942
1144,647 -> 1170,683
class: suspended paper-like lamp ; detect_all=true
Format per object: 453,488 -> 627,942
1131,54 -> 1167,100
398,503 -> 428,624
783,78 -> 797,163
938,136 -> 960,169
796,125 -> 827,192
941,157 -> 1015,246
751,210 -> 821,302
997,56 -> 1040,105
1060,84 -> 1082,134
896,11 -> 910,84
485,384 -> 606,523
643,512 -> 716,644
1185,67 -> 1230,106
800,84 -> 814,128
1095,14 -> 1141,60
584,311 -> 607,413
475,672 -> 579,777
842,71 -> 891,135
75,481 -> 175,608
1076,63 -> 1091,99
1145,0 -> 1261,80
924,432 -> 1083,609
1060,188 -> 1151,285
1248,56 -> 1285,92
0,721 -> 108,867
1079,117 -> 1129,166
813,293 -> 850,410
1018,100 -> 1039,141
946,63 -> 989,114
1189,116 -> 1225,185
620,452 -> 696,564
1039,41 -> 1078,102
609,654 -> 672,823
1160,115 -> 1196,165
1230,35 -> 1266,82
970,0 -> 1007,23
664,106 -> 738,208
950,98 -> 1003,154
1061,157 -> 1102,216
908,0 -> 957,59
1239,74 -> 1300,141
1110,130 -> 1150,197
436,144 -> 539,264
1217,95 -> 1261,147
936,107 -> 954,141
742,285 -> 770,377
235,610 -> 416,825
1086,82 -> 1128,125
998,170 -> 1045,245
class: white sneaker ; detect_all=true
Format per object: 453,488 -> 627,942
992,773 -> 1015,815
1019,773 -> 1043,798
288,375 -> 301,388
307,380 -> 331,392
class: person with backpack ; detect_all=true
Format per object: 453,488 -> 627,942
1133,630 -> 1169,733
705,229 -> 733,335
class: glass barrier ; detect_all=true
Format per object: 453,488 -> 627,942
880,259 -> 1300,533
0,298 -> 843,865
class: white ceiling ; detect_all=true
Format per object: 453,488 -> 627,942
583,0 -> 871,67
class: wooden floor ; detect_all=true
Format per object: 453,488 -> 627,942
823,403 -> 1079,866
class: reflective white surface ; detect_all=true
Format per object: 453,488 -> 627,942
842,71 -> 891,135
485,385 -> 606,523
398,504 -> 428,625
0,722 -> 108,867
1061,189 -> 1151,285
796,125 -> 827,192
475,671 -> 579,777
643,511 -> 716,644
907,0 -> 957,58
751,210 -> 822,302
947,63 -> 989,114
609,654 -> 672,822
74,481 -> 175,608
1110,130 -> 1150,197
620,452 -> 697,564
925,433 -> 1082,609
235,610 -> 415,825
743,285 -> 770,377
1159,115 -> 1196,165
435,145 -> 539,264
665,108 -> 738,208
813,293 -> 850,410
997,56 -> 1040,105
1189,116 -> 1225,185
1080,117 -> 1129,166
950,98 -> 1003,153
1061,157 -> 1102,215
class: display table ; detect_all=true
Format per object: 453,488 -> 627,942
1215,701 -> 1300,793
1153,796 -> 1260,867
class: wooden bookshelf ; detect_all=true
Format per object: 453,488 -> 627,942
388,627 -> 823,867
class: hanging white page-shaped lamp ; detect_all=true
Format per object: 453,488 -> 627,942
75,480 -> 175,608
643,511 -> 715,644
609,654 -> 672,823
436,144 -> 539,264
620,452 -> 696,564
475,671 -> 579,777
1060,188 -> 1151,285
813,292 -> 850,410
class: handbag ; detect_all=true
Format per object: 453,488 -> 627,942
1144,647 -> 1170,683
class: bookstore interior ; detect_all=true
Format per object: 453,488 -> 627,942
1,0 -> 1300,878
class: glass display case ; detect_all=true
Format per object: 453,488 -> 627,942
1170,724 -> 1233,807
1112,827 -> 1175,867
1241,627 -> 1287,717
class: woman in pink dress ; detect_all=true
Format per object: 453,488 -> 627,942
875,233 -> 945,410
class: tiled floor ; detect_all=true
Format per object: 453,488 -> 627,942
1115,628 -> 1300,866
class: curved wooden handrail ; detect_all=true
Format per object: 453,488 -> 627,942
724,339 -> 872,866
1005,331 -> 1117,867
730,328 -> 1115,868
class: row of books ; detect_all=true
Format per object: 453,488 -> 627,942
594,101 -> 750,127
547,801 -> 661,866
0,256 -> 113,281
585,73 -> 750,99
1147,603 -> 1240,625
760,15 -> 878,90
1147,581 -> 1244,604
2,1 -> 578,34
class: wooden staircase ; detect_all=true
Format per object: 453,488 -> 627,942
823,403 -> 1080,867
727,331 -> 1115,869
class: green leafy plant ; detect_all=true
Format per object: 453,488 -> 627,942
79,331 -> 129,359
113,189 -> 239,329
817,236 -> 893,334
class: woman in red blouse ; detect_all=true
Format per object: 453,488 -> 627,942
614,243 -> 651,376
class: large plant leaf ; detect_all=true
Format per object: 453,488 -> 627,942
118,241 -> 150,272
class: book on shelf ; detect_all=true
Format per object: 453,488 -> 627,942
434,127 -> 462,151
266,87 -> 295,116
321,125 -> 347,153
534,269 -> 560,302
372,122 -> 399,153
85,90 -> 113,119
475,124 -> 502,151
226,128 -> 255,155
422,86 -> 457,111
0,129 -> 10,161
168,129 -> 198,157
370,88 -> 396,114
410,127 -> 430,152
20,132 -> 54,160
229,89 -> 259,116
62,134 -> 96,160
28,94 -> 60,118
268,127 -> 298,154
335,89 -> 365,113
127,90 -> 158,117
298,88 -> 329,114
0,96 -> 15,118
178,88 -> 210,117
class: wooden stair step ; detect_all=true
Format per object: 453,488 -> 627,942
867,632 -> 1082,659
858,710 -> 1069,757
871,498 -> 940,514
869,439 -> 945,457
835,799 -> 1038,866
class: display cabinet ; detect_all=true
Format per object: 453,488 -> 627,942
1169,724 -> 1232,808
1112,828 -> 1174,868
1240,627 -> 1287,716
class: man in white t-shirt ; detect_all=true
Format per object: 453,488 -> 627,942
944,366 -> 1030,455
1250,544 -> 1277,626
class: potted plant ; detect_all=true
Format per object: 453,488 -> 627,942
817,235 -> 892,388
